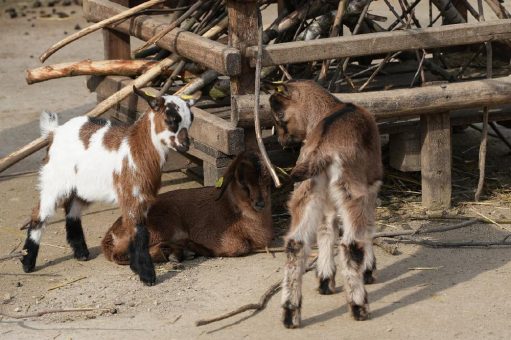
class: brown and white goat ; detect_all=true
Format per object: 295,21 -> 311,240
101,151 -> 273,263
269,80 -> 382,327
21,86 -> 194,286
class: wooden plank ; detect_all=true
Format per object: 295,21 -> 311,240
245,19 -> 511,66
102,0 -> 132,60
389,130 -> 421,172
91,76 -> 244,155
232,75 -> 511,127
227,0 -> 259,147
421,112 -> 452,210
83,0 -> 241,75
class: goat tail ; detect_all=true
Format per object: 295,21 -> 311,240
39,111 -> 59,139
290,154 -> 332,182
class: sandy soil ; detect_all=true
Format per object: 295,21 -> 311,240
1,1 -> 511,340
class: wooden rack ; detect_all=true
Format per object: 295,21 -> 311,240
83,0 -> 511,210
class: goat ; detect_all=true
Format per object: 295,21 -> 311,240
101,151 -> 273,263
269,80 -> 382,327
20,86 -> 194,286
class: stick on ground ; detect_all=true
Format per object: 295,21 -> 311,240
0,307 -> 117,320
195,257 -> 317,326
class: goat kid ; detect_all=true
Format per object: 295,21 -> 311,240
21,86 -> 194,286
270,80 -> 383,327
102,151 -> 273,263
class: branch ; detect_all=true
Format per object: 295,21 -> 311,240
0,250 -> 27,262
195,257 -> 317,326
255,8 -> 281,188
39,0 -> 165,62
26,60 -> 163,85
0,307 -> 117,320
373,218 -> 480,238
135,0 -> 204,53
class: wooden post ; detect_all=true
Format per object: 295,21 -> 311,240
102,0 -> 135,59
227,0 -> 258,150
420,112 -> 452,210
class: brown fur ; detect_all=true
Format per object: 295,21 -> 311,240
103,124 -> 128,151
271,80 -> 383,326
78,122 -> 103,149
102,151 -> 273,263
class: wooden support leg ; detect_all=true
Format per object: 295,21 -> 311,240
203,162 -> 228,186
102,0 -> 134,60
420,112 -> 452,210
227,0 -> 258,150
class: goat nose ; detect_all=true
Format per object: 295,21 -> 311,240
255,201 -> 265,209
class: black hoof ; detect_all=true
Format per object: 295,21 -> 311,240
350,303 -> 369,321
363,270 -> 375,284
21,259 -> 35,273
139,269 -> 156,286
73,247 -> 90,261
318,277 -> 335,295
282,301 -> 301,328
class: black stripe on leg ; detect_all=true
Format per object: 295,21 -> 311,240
133,224 -> 156,286
318,277 -> 335,295
21,228 -> 40,273
364,260 -> 376,284
66,217 -> 89,261
348,243 -> 364,267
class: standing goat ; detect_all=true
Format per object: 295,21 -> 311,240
101,151 -> 273,262
269,80 -> 382,327
21,86 -> 194,286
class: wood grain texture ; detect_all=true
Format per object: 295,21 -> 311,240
420,112 -> 452,210
246,19 -> 511,66
232,75 -> 511,127
83,0 -> 240,75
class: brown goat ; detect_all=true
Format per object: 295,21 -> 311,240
102,151 -> 273,264
270,80 -> 383,327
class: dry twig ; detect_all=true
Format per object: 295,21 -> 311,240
0,250 -> 27,262
255,8 -> 281,188
40,0 -> 165,62
0,307 -> 116,320
196,257 -> 318,326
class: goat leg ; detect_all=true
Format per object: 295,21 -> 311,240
281,239 -> 308,328
130,223 -> 156,286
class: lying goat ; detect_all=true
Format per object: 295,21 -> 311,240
270,80 -> 382,327
21,87 -> 194,285
101,151 -> 273,263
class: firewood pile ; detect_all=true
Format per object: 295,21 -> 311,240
25,0 -> 511,107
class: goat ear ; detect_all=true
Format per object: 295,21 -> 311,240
133,86 -> 164,111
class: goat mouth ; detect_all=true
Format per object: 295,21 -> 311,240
175,144 -> 189,153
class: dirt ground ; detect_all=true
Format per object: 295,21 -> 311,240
1,1 -> 511,339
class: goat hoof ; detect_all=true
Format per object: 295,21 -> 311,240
21,256 -> 36,273
22,262 -> 35,273
350,303 -> 369,321
139,268 -> 156,286
74,248 -> 90,261
318,277 -> 335,295
282,304 -> 301,328
363,270 -> 375,285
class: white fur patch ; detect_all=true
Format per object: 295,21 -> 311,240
30,228 -> 42,244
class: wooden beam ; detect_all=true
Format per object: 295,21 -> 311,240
232,76 -> 511,127
421,112 -> 452,210
91,76 -> 244,155
227,0 -> 258,147
246,19 -> 511,66
83,0 -> 241,75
